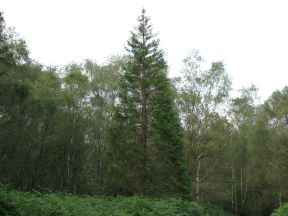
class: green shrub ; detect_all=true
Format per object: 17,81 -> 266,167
271,203 -> 288,216
0,186 -> 233,216
203,203 -> 234,216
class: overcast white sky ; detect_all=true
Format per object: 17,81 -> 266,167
2,0 -> 288,101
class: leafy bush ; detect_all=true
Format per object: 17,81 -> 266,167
0,186 -> 233,216
202,204 -> 234,216
271,203 -> 288,216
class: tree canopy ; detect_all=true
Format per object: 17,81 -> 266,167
0,9 -> 287,216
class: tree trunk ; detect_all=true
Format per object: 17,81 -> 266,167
140,28 -> 148,195
231,168 -> 238,215
279,192 -> 282,208
141,84 -> 147,167
231,168 -> 234,210
140,78 -> 148,195
67,152 -> 71,186
196,159 -> 201,202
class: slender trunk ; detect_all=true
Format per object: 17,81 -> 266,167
279,192 -> 282,208
278,178 -> 282,208
241,177 -> 248,208
234,170 -> 238,216
67,152 -> 71,186
231,168 -> 238,215
141,85 -> 147,167
196,159 -> 201,202
187,149 -> 193,180
140,27 -> 148,195
68,114 -> 76,187
99,159 -> 102,189
240,168 -> 243,197
140,78 -> 148,195
231,168 -> 234,210
32,118 -> 50,188
278,174 -> 282,208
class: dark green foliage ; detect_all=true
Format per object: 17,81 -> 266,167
105,9 -> 190,198
2,8 -> 288,216
202,204 -> 235,216
0,187 -> 234,216
0,12 -> 29,74
0,50 -> 121,193
272,204 -> 288,216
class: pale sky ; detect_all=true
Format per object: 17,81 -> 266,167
2,0 -> 288,101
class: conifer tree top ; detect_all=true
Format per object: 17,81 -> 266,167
126,9 -> 166,75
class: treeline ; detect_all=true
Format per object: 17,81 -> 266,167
0,10 -> 288,216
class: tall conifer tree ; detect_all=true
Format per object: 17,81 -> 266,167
106,9 -> 190,198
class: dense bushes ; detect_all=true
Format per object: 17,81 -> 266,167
202,204 -> 234,216
0,186 -> 234,216
271,204 -> 288,216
